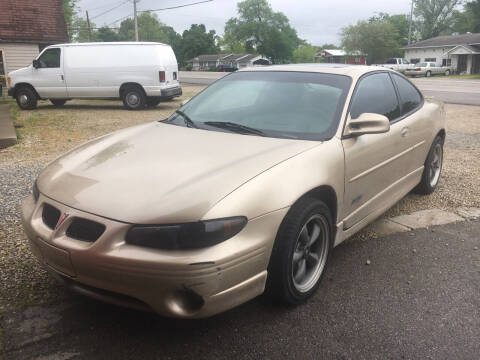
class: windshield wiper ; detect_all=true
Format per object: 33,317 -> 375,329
204,121 -> 266,136
175,110 -> 197,128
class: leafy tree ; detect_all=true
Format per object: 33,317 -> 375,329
293,44 -> 317,63
180,24 -> 219,65
71,16 -> 94,42
369,13 -> 410,46
414,0 -> 463,39
96,27 -> 120,42
118,12 -> 169,42
317,43 -> 340,50
224,0 -> 301,63
62,0 -> 78,41
453,0 -> 480,33
341,21 -> 400,64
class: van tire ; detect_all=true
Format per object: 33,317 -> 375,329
50,99 -> 67,107
146,97 -> 161,107
122,85 -> 146,110
425,71 -> 431,77
15,87 -> 37,110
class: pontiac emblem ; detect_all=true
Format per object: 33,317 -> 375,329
55,213 -> 70,229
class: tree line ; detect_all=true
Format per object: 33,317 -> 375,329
63,0 -> 480,66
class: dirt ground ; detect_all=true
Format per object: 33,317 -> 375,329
0,87 -> 479,313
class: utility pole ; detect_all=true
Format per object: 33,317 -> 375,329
408,0 -> 414,44
133,0 -> 139,42
86,10 -> 92,42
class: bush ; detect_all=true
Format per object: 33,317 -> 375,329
185,63 -> 193,71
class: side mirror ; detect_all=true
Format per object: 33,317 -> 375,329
32,59 -> 39,69
181,98 -> 191,106
344,113 -> 390,137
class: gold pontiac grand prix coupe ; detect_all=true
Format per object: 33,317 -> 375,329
22,65 -> 446,318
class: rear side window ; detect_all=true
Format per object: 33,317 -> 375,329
38,48 -> 61,68
350,72 -> 400,122
392,74 -> 422,115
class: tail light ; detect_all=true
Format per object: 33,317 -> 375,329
159,71 -> 166,82
415,68 -> 421,71
7,77 -> 11,86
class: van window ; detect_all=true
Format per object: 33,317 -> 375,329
391,74 -> 422,115
38,48 -> 61,68
350,73 -> 400,122
385,59 -> 397,64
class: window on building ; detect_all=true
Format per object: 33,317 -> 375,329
442,59 -> 452,66
38,48 -> 61,68
410,58 -> 421,64
424,58 -> 436,62
0,50 -> 5,76
350,73 -> 401,122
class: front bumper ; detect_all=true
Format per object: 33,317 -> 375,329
404,70 -> 425,76
21,194 -> 287,318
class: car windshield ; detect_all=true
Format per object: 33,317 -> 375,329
164,71 -> 352,141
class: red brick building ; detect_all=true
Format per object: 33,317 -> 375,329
0,0 -> 67,79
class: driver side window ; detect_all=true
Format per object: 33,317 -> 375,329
350,73 -> 400,122
37,48 -> 61,68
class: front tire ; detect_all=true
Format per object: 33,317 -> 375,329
266,197 -> 332,305
445,69 -> 450,76
414,136 -> 444,195
50,99 -> 67,107
426,71 -> 432,77
122,85 -> 146,110
15,87 -> 37,110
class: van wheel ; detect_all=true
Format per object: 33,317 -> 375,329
414,136 -> 444,195
122,86 -> 146,110
445,69 -> 450,76
426,71 -> 431,77
266,197 -> 332,305
16,87 -> 37,110
50,99 -> 67,107
146,97 -> 161,107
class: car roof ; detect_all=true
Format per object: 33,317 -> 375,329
237,64 -> 394,80
48,42 -> 169,47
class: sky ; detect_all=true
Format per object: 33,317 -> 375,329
77,0 -> 415,45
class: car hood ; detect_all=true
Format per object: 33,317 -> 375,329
38,122 -> 319,224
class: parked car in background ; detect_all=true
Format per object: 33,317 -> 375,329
22,65 -> 446,318
7,42 -> 182,110
376,58 -> 412,73
216,64 -> 238,72
405,62 -> 452,77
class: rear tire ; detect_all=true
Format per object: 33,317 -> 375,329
15,87 -> 37,110
266,197 -> 332,305
414,136 -> 444,195
122,85 -> 146,110
50,99 -> 67,107
146,97 -> 161,107
445,69 -> 450,76
426,71 -> 431,77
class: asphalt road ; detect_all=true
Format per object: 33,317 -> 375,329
2,220 -> 479,360
179,71 -> 480,106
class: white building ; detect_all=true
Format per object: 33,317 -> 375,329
403,33 -> 480,74
189,54 -> 270,71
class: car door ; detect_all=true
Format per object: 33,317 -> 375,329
341,72 -> 415,229
31,48 -> 67,98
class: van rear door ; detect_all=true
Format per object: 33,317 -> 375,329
158,46 -> 179,87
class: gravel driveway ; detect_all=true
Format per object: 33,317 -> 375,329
0,93 -> 479,313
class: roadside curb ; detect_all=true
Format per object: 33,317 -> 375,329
372,207 -> 480,236
0,104 -> 17,149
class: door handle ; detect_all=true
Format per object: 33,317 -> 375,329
401,127 -> 409,137
59,74 -> 64,81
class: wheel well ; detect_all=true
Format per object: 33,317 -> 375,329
298,186 -> 338,227
14,83 -> 39,99
437,129 -> 446,143
119,83 -> 146,98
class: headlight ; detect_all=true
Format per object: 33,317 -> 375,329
32,181 -> 39,202
126,216 -> 247,250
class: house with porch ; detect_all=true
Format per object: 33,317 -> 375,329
189,54 -> 270,71
0,0 -> 68,94
403,33 -> 480,74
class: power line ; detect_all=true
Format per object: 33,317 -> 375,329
139,0 -> 214,13
90,0 -> 130,20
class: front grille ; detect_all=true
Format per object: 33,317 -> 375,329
42,204 -> 61,230
66,218 -> 105,242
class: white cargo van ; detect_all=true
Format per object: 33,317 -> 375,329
7,42 -> 182,110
